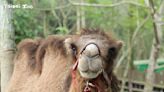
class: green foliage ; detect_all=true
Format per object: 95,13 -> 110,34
54,27 -> 69,34
13,0 -> 31,4
13,0 -> 164,61
13,9 -> 43,43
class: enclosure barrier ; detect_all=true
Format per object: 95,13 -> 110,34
119,78 -> 164,92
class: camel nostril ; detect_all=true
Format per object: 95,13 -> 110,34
82,44 -> 100,58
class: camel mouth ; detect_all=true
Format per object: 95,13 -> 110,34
79,70 -> 102,79
77,43 -> 103,79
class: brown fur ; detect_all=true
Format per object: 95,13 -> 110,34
6,29 -> 121,92
69,72 -> 120,92
6,36 -> 70,92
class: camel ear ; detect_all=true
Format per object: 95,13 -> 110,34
64,38 -> 77,56
64,38 -> 73,54
116,40 -> 124,50
108,40 -> 123,59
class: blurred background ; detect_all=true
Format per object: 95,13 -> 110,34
0,0 -> 164,92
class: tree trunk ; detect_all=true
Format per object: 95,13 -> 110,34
144,0 -> 163,92
0,1 -> 15,92
76,0 -> 85,31
43,11 -> 48,37
80,0 -> 85,28
76,5 -> 81,31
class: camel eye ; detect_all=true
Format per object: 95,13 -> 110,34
71,44 -> 77,55
108,47 -> 116,57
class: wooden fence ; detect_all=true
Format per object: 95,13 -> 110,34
120,78 -> 164,92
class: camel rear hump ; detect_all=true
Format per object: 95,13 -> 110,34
16,39 -> 42,70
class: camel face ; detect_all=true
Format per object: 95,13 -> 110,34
65,29 -> 123,80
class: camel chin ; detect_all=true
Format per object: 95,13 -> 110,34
79,70 -> 102,79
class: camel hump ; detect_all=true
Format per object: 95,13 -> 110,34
35,35 -> 67,73
15,38 -> 42,70
17,39 -> 41,55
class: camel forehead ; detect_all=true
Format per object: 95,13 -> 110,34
79,34 -> 108,40
76,34 -> 114,49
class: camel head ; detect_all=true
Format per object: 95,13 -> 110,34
65,29 -> 123,80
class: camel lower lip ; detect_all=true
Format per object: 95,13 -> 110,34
79,70 -> 102,79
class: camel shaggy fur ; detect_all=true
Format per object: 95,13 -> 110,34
6,29 -> 123,92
